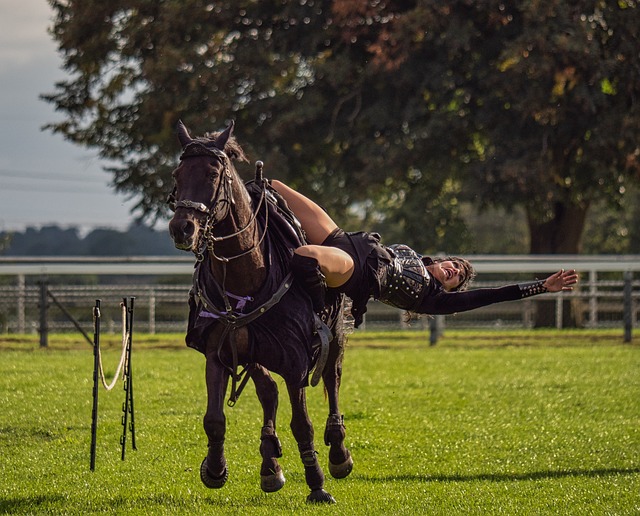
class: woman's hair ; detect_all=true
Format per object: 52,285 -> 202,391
432,256 -> 476,291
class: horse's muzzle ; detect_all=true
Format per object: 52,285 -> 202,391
169,216 -> 197,251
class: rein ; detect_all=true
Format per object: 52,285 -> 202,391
201,182 -> 269,264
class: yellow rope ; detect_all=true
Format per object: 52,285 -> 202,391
97,302 -> 129,391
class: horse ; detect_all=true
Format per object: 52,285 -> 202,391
168,120 -> 353,503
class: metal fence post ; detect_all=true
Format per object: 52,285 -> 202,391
589,270 -> 598,328
38,279 -> 48,347
555,295 -> 563,330
148,289 -> 156,334
623,271 -> 633,343
429,315 -> 443,346
17,274 -> 25,334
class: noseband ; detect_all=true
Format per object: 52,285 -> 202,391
169,142 -> 269,263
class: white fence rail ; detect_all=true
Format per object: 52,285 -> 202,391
0,255 -> 638,336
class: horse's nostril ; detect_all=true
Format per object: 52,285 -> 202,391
170,217 -> 196,245
181,220 -> 195,238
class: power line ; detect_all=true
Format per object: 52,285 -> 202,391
0,168 -> 109,184
0,183 -> 122,195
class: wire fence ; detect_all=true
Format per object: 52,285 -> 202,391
0,272 -> 637,336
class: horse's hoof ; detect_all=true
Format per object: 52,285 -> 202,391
200,457 -> 228,489
306,488 -> 336,504
261,468 -> 286,492
329,451 -> 353,479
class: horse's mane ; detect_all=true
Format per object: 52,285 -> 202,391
199,131 -> 248,163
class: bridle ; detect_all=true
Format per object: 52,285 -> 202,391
168,142 -> 269,264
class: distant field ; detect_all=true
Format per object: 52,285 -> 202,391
0,330 -> 638,515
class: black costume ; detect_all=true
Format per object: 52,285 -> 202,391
322,229 -> 547,328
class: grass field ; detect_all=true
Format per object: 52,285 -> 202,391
0,330 -> 638,515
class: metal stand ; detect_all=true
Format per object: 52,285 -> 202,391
121,297 -> 137,459
89,297 -> 137,471
90,299 -> 101,471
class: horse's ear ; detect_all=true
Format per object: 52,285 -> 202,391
214,120 -> 235,150
176,120 -> 192,148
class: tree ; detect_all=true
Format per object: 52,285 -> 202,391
43,0 -> 640,259
42,1 -> 468,253
324,1 -> 640,255
582,183 -> 640,254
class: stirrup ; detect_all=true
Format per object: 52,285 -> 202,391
310,315 -> 332,387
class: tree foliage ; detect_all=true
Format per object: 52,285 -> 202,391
1,224 -> 180,256
43,0 -> 640,255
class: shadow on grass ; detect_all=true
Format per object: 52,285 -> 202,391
0,495 -> 66,514
360,466 -> 640,484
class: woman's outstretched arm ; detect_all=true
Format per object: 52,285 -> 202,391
415,269 -> 578,315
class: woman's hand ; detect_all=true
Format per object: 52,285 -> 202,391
543,269 -> 579,292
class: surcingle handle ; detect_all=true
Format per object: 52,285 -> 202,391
255,160 -> 264,181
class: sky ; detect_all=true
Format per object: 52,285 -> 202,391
0,1 -> 141,233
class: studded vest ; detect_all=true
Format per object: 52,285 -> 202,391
378,244 -> 430,311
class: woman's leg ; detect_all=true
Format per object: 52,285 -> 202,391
295,245 -> 354,289
272,181 -> 355,311
289,246 -> 354,313
272,180 -> 354,287
271,180 -> 338,245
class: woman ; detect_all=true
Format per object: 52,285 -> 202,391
270,180 -> 578,327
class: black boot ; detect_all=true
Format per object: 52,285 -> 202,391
291,253 -> 327,313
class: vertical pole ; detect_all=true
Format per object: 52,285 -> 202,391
555,295 -> 563,330
589,270 -> 598,328
523,299 -> 533,328
623,271 -> 633,343
38,279 -> 48,347
17,274 -> 25,334
128,297 -> 137,451
149,289 -> 156,334
121,297 -> 137,460
90,299 -> 101,471
429,315 -> 443,346
121,299 -> 129,460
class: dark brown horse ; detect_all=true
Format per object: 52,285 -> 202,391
168,120 -> 352,503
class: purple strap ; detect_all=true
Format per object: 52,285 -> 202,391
200,292 -> 254,318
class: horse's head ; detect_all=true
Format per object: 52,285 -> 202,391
168,120 -> 247,253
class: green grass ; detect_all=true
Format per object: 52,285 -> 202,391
1,330 -> 638,514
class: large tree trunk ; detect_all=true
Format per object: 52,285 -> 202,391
526,201 -> 589,327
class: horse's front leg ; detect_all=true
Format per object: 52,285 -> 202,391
287,383 -> 335,504
323,316 -> 353,479
250,364 -> 286,492
200,350 -> 230,489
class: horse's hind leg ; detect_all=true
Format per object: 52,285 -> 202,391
250,364 -> 285,492
200,355 -> 230,489
287,384 -> 335,504
323,316 -> 353,478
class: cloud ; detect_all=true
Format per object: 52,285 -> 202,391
0,1 -> 139,231
0,1 -> 56,65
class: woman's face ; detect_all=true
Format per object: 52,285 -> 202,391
428,260 -> 465,291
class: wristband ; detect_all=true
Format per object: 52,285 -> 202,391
518,280 -> 548,298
